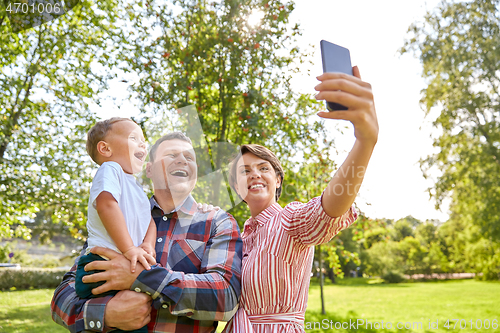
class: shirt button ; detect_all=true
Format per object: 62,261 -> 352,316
96,321 -> 101,329
89,321 -> 95,328
162,304 -> 168,309
157,237 -> 163,243
134,287 -> 141,292
162,216 -> 168,221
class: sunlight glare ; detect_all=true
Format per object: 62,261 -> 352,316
247,10 -> 265,27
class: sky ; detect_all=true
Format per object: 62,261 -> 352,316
287,0 -> 450,222
94,0 -> 451,223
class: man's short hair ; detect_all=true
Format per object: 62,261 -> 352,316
149,132 -> 193,163
229,144 -> 285,202
86,117 -> 134,165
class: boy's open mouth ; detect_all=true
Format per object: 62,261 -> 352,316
134,152 -> 146,162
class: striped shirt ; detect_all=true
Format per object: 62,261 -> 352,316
224,195 -> 357,333
51,194 -> 242,333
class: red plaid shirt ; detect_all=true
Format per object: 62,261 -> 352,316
51,195 -> 242,333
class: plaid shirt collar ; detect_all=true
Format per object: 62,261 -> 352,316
150,194 -> 197,218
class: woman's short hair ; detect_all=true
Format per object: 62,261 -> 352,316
229,144 -> 285,202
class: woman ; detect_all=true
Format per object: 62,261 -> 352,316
225,67 -> 378,332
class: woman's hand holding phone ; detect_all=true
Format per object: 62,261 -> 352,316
314,66 -> 378,145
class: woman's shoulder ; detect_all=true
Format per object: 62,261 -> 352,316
282,196 -> 321,211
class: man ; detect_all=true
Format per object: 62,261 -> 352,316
51,132 -> 242,333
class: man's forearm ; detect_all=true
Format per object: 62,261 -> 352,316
51,270 -> 112,333
51,270 -> 86,333
131,266 -> 239,321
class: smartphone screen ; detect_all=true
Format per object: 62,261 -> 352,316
320,40 -> 353,111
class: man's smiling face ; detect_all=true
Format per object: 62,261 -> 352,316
147,139 -> 197,199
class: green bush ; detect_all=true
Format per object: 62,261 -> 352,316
31,254 -> 62,268
382,271 -> 405,284
0,245 -> 12,263
10,249 -> 34,266
0,268 -> 66,291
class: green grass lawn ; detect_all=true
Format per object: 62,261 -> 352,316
0,289 -> 66,333
305,279 -> 500,332
1,279 -> 499,333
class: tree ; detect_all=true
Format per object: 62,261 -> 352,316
392,218 -> 416,242
400,0 -> 500,242
0,0 -> 125,241
113,0 -> 342,225
415,221 -> 438,246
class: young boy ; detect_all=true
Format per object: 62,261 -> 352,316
75,117 -> 156,333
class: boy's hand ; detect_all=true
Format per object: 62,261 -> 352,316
122,246 -> 155,273
139,242 -> 156,260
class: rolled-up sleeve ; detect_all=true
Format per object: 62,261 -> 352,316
281,193 -> 358,246
51,260 -> 113,333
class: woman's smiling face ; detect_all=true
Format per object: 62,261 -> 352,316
234,152 -> 281,212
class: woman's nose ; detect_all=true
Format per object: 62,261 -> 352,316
249,169 -> 261,178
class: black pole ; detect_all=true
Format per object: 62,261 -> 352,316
318,245 -> 325,315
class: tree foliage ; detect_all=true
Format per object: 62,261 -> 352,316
1,0 -> 347,252
400,0 -> 500,241
400,0 -> 500,279
0,0 -> 125,240
111,0 -> 340,225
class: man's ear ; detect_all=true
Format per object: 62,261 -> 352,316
145,162 -> 153,178
97,141 -> 112,158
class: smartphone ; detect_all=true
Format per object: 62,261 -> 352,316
320,40 -> 353,111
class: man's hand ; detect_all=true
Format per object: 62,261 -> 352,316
83,247 -> 144,294
104,290 -> 152,330
197,203 -> 220,213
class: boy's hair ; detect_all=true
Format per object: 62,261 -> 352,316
86,117 -> 135,165
149,132 -> 193,163
229,144 -> 285,202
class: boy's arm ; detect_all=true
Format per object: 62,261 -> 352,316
95,191 -> 155,272
139,218 -> 157,257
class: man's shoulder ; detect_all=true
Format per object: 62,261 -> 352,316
192,208 -> 239,231
212,209 -> 238,224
